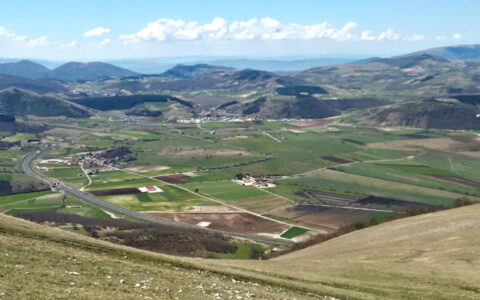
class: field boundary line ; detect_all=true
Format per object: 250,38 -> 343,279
263,131 -> 281,143
79,162 -> 92,191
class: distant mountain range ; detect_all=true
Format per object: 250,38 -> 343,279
109,57 -> 358,74
2,44 -> 480,129
410,44 -> 480,61
0,60 -> 137,81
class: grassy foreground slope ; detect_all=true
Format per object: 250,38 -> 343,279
201,204 -> 480,299
0,214 -> 316,300
1,205 -> 480,299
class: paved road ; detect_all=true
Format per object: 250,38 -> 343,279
20,146 -> 294,248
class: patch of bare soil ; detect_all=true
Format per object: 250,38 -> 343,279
182,205 -> 238,213
294,190 -> 358,206
144,212 -> 288,235
289,119 -> 332,128
126,165 -> 170,172
450,136 -> 480,145
367,138 -> 460,152
159,148 -> 250,157
155,174 -> 190,184
270,205 -> 378,233
352,196 -> 437,212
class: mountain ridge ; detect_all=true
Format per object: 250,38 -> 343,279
0,60 -> 137,81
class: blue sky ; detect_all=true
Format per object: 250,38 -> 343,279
0,0 -> 477,59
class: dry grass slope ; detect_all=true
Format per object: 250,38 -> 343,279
0,215 -> 319,300
202,204 -> 480,299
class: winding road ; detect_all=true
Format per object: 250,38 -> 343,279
20,146 -> 294,248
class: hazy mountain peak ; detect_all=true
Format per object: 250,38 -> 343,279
0,60 -> 50,79
51,61 -> 138,81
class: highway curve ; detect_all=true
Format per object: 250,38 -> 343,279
20,145 -> 294,248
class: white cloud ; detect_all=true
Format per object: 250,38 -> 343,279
99,38 -> 111,46
62,40 -> 77,47
90,38 -> 111,47
452,33 -> 462,40
26,36 -> 48,48
378,28 -> 401,41
436,36 -> 447,41
360,30 -> 376,41
404,34 -> 425,41
331,22 -> 358,41
0,26 -> 26,41
120,18 -> 365,43
84,27 -> 111,37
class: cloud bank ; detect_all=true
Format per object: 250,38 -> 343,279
84,27 -> 111,37
119,18 -> 423,43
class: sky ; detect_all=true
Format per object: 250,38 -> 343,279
0,0 -> 477,60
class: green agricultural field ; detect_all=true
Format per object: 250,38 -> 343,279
45,167 -> 83,180
99,185 -> 214,212
57,197 -> 111,219
90,170 -> 146,183
280,169 -> 474,206
182,181 -> 268,201
281,226 -> 309,239
335,162 -> 480,196
1,191 -> 64,215
211,242 -> 267,259
2,133 -> 35,142
0,191 -> 54,206
416,150 -> 480,181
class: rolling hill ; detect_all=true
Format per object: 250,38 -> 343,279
0,88 -> 92,118
357,98 -> 480,130
0,74 -> 66,94
0,60 -> 50,79
294,53 -> 480,99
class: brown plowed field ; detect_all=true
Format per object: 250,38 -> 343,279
294,190 -> 358,206
425,174 -> 480,188
270,205 -> 378,232
144,212 -> 288,234
154,174 -> 190,184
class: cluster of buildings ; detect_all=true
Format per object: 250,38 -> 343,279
81,154 -> 114,168
35,150 -> 118,175
233,174 -> 277,188
36,158 -> 78,172
138,185 -> 163,193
